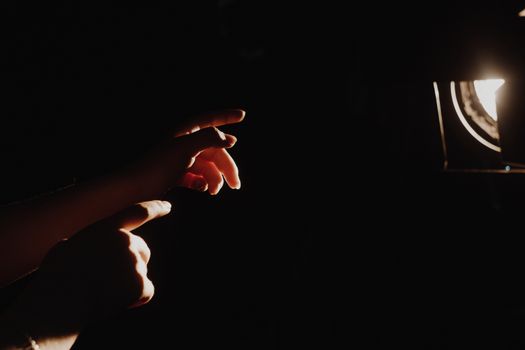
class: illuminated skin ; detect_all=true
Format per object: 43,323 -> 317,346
0,200 -> 172,349
0,110 -> 244,349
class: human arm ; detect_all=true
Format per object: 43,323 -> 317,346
0,110 -> 244,286
0,200 -> 171,349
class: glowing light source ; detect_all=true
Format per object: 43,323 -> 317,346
434,79 -> 513,171
450,81 -> 501,152
473,79 -> 505,121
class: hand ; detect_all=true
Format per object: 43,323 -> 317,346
0,109 -> 245,290
130,109 -> 245,199
1,201 -> 171,348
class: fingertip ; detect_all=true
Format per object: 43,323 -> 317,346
156,200 -> 171,217
224,134 -> 237,148
161,201 -> 172,210
209,179 -> 224,196
227,180 -> 241,190
212,127 -> 236,147
225,108 -> 246,122
191,177 -> 208,192
237,109 -> 246,121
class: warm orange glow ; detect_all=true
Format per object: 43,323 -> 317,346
519,8 -> 525,16
473,79 -> 505,121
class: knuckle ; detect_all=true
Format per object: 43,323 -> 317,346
130,233 -> 141,245
129,234 -> 151,258
135,236 -> 151,259
144,245 -> 151,260
142,279 -> 155,304
124,247 -> 140,269
113,228 -> 133,247
135,259 -> 148,276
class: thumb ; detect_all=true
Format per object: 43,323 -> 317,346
172,127 -> 237,160
107,200 -> 172,231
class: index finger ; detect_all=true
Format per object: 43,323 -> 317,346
174,109 -> 246,137
108,200 -> 172,231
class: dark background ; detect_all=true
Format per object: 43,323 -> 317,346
2,1 -> 525,348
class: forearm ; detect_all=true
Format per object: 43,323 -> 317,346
0,168 -> 153,286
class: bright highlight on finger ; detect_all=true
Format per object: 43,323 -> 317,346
112,200 -> 172,231
175,109 -> 245,137
131,235 -> 151,264
174,127 -> 237,160
200,148 -> 240,189
189,158 -> 224,195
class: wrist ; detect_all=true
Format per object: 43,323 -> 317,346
0,305 -> 81,350
2,275 -> 88,347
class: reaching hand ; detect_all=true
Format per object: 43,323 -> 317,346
0,110 -> 245,294
131,109 -> 245,199
0,110 -> 246,350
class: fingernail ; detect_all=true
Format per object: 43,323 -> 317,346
161,201 -> 172,210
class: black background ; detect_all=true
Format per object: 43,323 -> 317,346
2,1 -> 525,348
